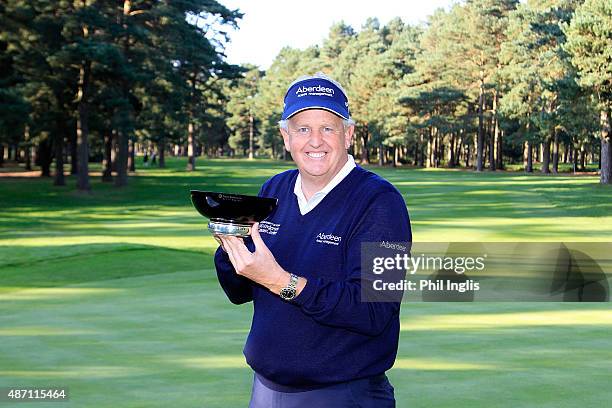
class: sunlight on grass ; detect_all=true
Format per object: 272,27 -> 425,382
394,358 -> 499,370
401,310 -> 612,331
0,327 -> 99,336
0,366 -> 148,379
0,236 -> 218,251
0,287 -> 124,301
173,355 -> 249,369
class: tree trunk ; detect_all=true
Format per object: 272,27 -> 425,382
70,125 -> 78,175
69,133 -> 78,175
541,136 -> 551,174
449,132 -> 456,168
128,138 -> 135,172
360,125 -> 369,164
525,140 -> 533,173
489,117 -> 496,171
24,125 -> 32,171
158,138 -> 166,168
426,127 -> 433,168
378,142 -> 384,166
494,90 -> 503,170
435,129 -> 442,167
111,129 -> 118,172
0,144 -> 4,167
537,143 -> 542,163
187,121 -> 196,171
248,113 -> 254,159
115,126 -> 129,187
115,0 -> 132,187
53,128 -> 65,186
552,129 -> 559,174
600,108 -> 611,184
38,138 -> 52,177
393,146 -> 398,167
489,89 -> 499,171
476,78 -> 485,171
76,59 -> 91,191
102,131 -> 113,182
420,133 -> 426,167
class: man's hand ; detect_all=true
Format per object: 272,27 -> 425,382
218,222 -> 290,294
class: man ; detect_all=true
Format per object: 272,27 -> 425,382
215,72 -> 412,407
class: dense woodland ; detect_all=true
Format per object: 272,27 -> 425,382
1,0 -> 611,188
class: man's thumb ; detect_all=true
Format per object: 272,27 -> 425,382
250,222 -> 266,250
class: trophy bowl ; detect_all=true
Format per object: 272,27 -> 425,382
190,190 -> 278,237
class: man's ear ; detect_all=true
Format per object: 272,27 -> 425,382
280,128 -> 291,152
344,125 -> 355,150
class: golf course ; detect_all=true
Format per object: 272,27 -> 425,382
1,158 -> 611,407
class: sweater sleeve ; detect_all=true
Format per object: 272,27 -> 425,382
214,247 -> 253,304
213,180 -> 274,305
291,190 -> 412,336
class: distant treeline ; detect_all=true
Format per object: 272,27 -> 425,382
0,0 -> 243,189
1,0 -> 611,188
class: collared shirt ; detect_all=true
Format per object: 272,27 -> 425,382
293,155 -> 356,215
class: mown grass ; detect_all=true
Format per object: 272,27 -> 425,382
0,157 -> 611,407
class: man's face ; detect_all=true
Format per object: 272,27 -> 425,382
280,109 -> 354,186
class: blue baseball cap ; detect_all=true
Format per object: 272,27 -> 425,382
282,74 -> 350,120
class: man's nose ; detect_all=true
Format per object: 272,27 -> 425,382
309,128 -> 323,147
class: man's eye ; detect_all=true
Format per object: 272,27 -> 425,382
323,127 -> 334,133
298,127 -> 310,133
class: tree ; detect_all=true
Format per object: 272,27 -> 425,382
564,0 -> 612,184
226,66 -> 262,157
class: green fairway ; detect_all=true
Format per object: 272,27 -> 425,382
1,158 -> 611,407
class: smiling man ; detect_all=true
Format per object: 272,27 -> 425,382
215,72 -> 412,407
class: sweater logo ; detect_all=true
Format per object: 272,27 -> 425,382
316,232 -> 342,246
259,221 -> 280,235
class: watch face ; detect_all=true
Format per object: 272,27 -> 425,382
280,287 -> 296,300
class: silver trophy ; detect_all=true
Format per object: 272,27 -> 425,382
190,190 -> 278,237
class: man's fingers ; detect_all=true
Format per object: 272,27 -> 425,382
221,235 -> 251,271
219,236 -> 241,269
250,223 -> 267,252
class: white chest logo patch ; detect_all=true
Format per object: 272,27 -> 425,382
259,221 -> 280,235
316,232 -> 342,246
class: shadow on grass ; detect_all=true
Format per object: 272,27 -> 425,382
0,243 -> 214,291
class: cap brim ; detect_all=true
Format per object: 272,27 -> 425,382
282,97 -> 349,120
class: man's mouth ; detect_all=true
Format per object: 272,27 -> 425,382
306,152 -> 327,159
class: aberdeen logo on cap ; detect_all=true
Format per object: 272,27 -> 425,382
282,75 -> 350,120
295,84 -> 335,98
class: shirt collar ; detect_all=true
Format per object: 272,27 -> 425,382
294,155 -> 356,203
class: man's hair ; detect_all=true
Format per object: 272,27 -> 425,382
278,71 -> 355,130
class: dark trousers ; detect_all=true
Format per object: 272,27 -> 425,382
248,372 -> 395,408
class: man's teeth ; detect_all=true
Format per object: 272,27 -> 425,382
307,152 -> 326,158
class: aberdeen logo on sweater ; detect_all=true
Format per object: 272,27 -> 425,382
316,232 -> 342,246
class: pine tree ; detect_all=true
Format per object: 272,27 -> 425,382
564,0 -> 612,183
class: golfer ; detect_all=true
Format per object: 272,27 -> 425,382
215,72 -> 412,407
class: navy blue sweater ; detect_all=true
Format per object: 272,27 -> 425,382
214,166 -> 412,387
